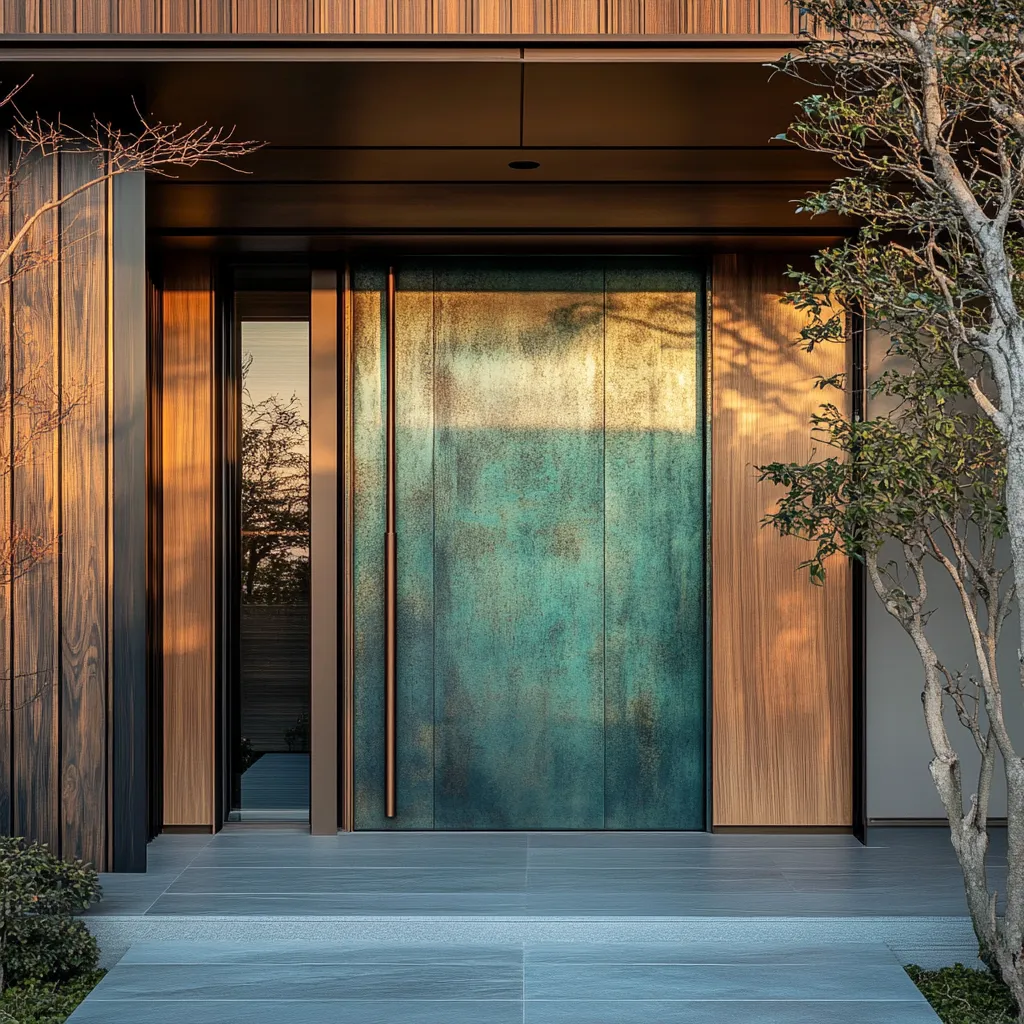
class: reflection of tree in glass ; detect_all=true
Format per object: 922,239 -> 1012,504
241,354 -> 310,604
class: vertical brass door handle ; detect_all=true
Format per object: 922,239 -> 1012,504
385,266 -> 397,819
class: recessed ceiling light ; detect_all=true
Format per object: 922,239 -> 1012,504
509,160 -> 540,170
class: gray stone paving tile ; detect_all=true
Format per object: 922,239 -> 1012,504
146,892 -> 530,915
521,891 -> 971,916
528,833 -> 864,849
188,847 -> 529,868
526,963 -> 924,1001
120,940 -> 524,965
526,848 -> 799,869
167,866 -> 528,894
524,942 -> 901,965
526,868 -> 794,894
117,937 -> 524,962
91,962 -> 522,1000
69,999 -> 525,1023
523,1000 -> 940,1023
209,831 -> 528,849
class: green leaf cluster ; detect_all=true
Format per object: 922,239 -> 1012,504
760,0 -> 1022,583
0,972 -> 105,1024
0,838 -> 101,994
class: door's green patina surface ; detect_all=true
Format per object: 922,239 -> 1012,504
353,257 -> 705,830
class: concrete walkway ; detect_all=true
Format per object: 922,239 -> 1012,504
68,939 -> 939,1022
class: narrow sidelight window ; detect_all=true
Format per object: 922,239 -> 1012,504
229,279 -> 311,821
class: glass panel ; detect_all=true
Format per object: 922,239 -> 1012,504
233,311 -> 311,820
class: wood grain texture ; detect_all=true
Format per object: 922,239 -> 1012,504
352,0 -> 385,31
605,0 -> 641,33
160,253 -> 215,828
0,139 -> 11,835
75,0 -> 113,30
198,0 -> 232,32
0,0 -> 798,33
315,0 -> 353,32
117,0 -> 159,31
711,253 -> 852,827
58,151 -> 107,866
40,0 -> 73,31
11,149 -> 59,850
0,144 -> 142,869
159,0 -> 196,31
512,0 -> 601,32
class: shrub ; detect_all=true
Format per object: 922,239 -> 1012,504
908,963 -> 1017,1024
0,971 -> 105,1024
0,838 -> 102,994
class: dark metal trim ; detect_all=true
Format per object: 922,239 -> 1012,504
849,307 -> 868,845
341,264 -> 356,832
109,172 -> 148,871
212,259 -> 236,835
145,261 -> 164,845
384,266 -> 397,820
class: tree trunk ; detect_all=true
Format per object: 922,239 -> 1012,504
1006,429 -> 1024,635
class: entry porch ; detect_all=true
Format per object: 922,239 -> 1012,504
73,827 -> 986,1022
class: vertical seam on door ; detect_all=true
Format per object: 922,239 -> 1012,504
602,264 -> 608,829
431,265 -> 437,831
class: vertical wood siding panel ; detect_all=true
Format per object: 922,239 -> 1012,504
118,0 -> 160,30
278,0 -> 312,31
758,0 -> 793,32
5,1 -> 46,30
684,0 -> 723,33
198,0 -> 233,30
353,0 -> 385,31
316,0 -> 354,31
711,253 -> 852,827
391,0 -> 430,33
509,0 -> 536,32
40,0 -> 74,31
434,0 -> 472,32
0,140 -> 11,835
725,0 -> 756,33
161,254 -> 215,828
58,151 -> 107,866
513,0 -> 601,32
234,0 -> 275,31
76,0 -> 114,31
643,0 -> 682,33
604,0 -> 641,34
161,0 -> 197,31
474,0 -> 509,31
11,149 -> 60,850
